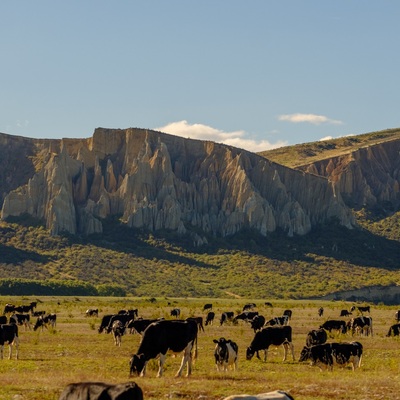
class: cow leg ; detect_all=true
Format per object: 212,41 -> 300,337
175,345 -> 192,377
157,354 -> 167,377
263,349 -> 268,362
288,342 -> 295,361
139,361 -> 148,377
282,343 -> 288,361
0,344 -> 3,360
11,337 -> 19,360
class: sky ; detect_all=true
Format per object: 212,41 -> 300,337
1,2 -> 400,152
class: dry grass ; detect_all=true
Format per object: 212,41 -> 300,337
1,296 -> 400,400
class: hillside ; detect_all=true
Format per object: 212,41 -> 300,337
1,128 -> 399,302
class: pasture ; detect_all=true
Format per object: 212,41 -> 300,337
1,296 -> 400,400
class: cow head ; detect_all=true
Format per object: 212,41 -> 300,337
213,338 -> 229,362
299,346 -> 311,362
129,354 -> 146,376
246,346 -> 255,360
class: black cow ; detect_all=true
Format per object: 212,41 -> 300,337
59,381 -> 143,400
220,312 -> 234,326
33,313 -> 57,331
0,316 -> 7,325
213,337 -> 239,372
233,311 -> 259,323
126,318 -> 161,335
10,313 -> 31,330
105,314 -> 134,334
0,323 -> 19,359
186,317 -> 205,332
250,315 -> 266,332
264,302 -> 273,307
305,328 -> 327,347
320,320 -> 347,334
205,311 -> 215,326
98,315 -> 114,333
299,341 -> 362,371
246,326 -> 294,362
350,305 -> 370,315
86,308 -> 99,317
3,304 -> 15,314
318,307 -> 324,317
340,309 -> 352,317
203,303 -> 213,311
129,319 -> 198,377
348,316 -> 373,336
170,308 -> 181,318
387,323 -> 400,337
111,320 -> 125,346
265,316 -> 289,327
243,303 -> 256,311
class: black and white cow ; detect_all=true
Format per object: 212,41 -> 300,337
59,381 -> 143,400
86,308 -> 99,317
33,313 -> 57,331
0,323 -> 19,359
220,312 -> 235,326
10,313 -> 31,330
111,320 -> 125,346
348,316 -> 373,336
233,311 -> 259,323
320,320 -> 347,334
387,323 -> 400,337
105,314 -> 134,334
3,304 -> 15,314
299,341 -> 362,371
340,309 -> 352,317
222,390 -> 294,400
305,328 -> 328,347
129,319 -> 198,377
250,315 -> 266,332
350,305 -> 370,315
203,303 -> 213,311
264,316 -> 289,327
243,303 -> 256,311
213,337 -> 239,372
32,310 -> 46,317
205,311 -> 215,326
246,326 -> 294,362
170,308 -> 181,318
126,318 -> 161,335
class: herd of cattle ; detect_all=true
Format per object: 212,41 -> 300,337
2,301 -> 400,399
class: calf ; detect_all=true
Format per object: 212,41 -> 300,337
0,323 -> 19,359
111,320 -> 125,346
305,328 -> 327,347
320,320 -> 347,335
33,313 -> 57,331
205,311 -> 215,326
222,390 -> 294,400
387,323 -> 400,337
213,337 -> 239,372
59,381 -> 143,400
246,326 -> 294,362
129,319 -> 198,377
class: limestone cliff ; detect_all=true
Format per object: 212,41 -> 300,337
0,128 -> 354,241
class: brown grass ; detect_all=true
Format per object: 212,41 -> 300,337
1,296 -> 400,400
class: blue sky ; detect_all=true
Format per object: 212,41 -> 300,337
1,2 -> 399,152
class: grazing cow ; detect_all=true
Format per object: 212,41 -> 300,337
98,315 -> 114,333
340,309 -> 352,317
234,311 -> 259,323
186,316 -> 205,332
0,323 -> 19,359
320,320 -> 347,334
250,315 -> 266,332
105,314 -> 134,334
129,319 -> 198,377
283,310 -> 292,320
111,320 -> 125,346
213,337 -> 239,372
58,381 -> 143,400
387,323 -> 400,337
265,316 -> 289,327
350,305 -> 370,315
299,341 -> 362,371
243,303 -> 256,311
33,313 -> 57,331
222,390 -> 294,400
348,316 -> 373,336
305,328 -> 328,347
126,318 -> 161,335
3,304 -> 15,314
0,316 -> 7,325
10,313 -> 31,330
170,308 -> 180,318
203,303 -> 213,311
395,310 -> 400,322
33,310 -> 46,317
318,307 -> 324,317
220,312 -> 235,326
205,311 -> 215,326
86,308 -> 99,317
264,302 -> 273,307
246,326 -> 294,362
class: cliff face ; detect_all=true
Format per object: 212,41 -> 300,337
0,128 -> 354,241
298,139 -> 400,210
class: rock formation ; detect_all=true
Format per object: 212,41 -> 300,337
0,128 -> 355,242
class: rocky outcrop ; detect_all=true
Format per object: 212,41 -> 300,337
299,139 -> 400,211
0,128 -> 354,241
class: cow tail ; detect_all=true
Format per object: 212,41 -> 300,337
387,326 -> 392,337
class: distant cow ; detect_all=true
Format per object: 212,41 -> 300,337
213,337 -> 239,372
340,310 -> 352,317
33,314 -> 57,331
129,319 -> 198,377
234,311 -> 259,323
126,318 -> 161,335
305,328 -> 328,347
246,326 -> 294,362
251,315 -> 266,332
243,303 -> 256,311
58,381 -> 143,400
186,316 -> 205,332
3,304 -> 15,314
348,316 -> 373,336
86,308 -> 99,317
318,307 -> 324,317
222,390 -> 294,400
105,314 -> 134,334
98,315 -> 114,333
10,313 -> 31,330
170,308 -> 181,318
33,310 -> 46,317
265,316 -> 289,327
205,311 -> 215,326
0,323 -> 19,359
320,320 -> 347,334
203,303 -> 213,311
350,305 -> 370,315
111,320 -> 125,346
387,323 -> 400,337
220,312 -> 235,326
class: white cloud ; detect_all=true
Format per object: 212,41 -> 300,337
278,113 -> 342,125
154,120 -> 287,152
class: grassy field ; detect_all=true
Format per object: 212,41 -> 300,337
1,296 -> 400,400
